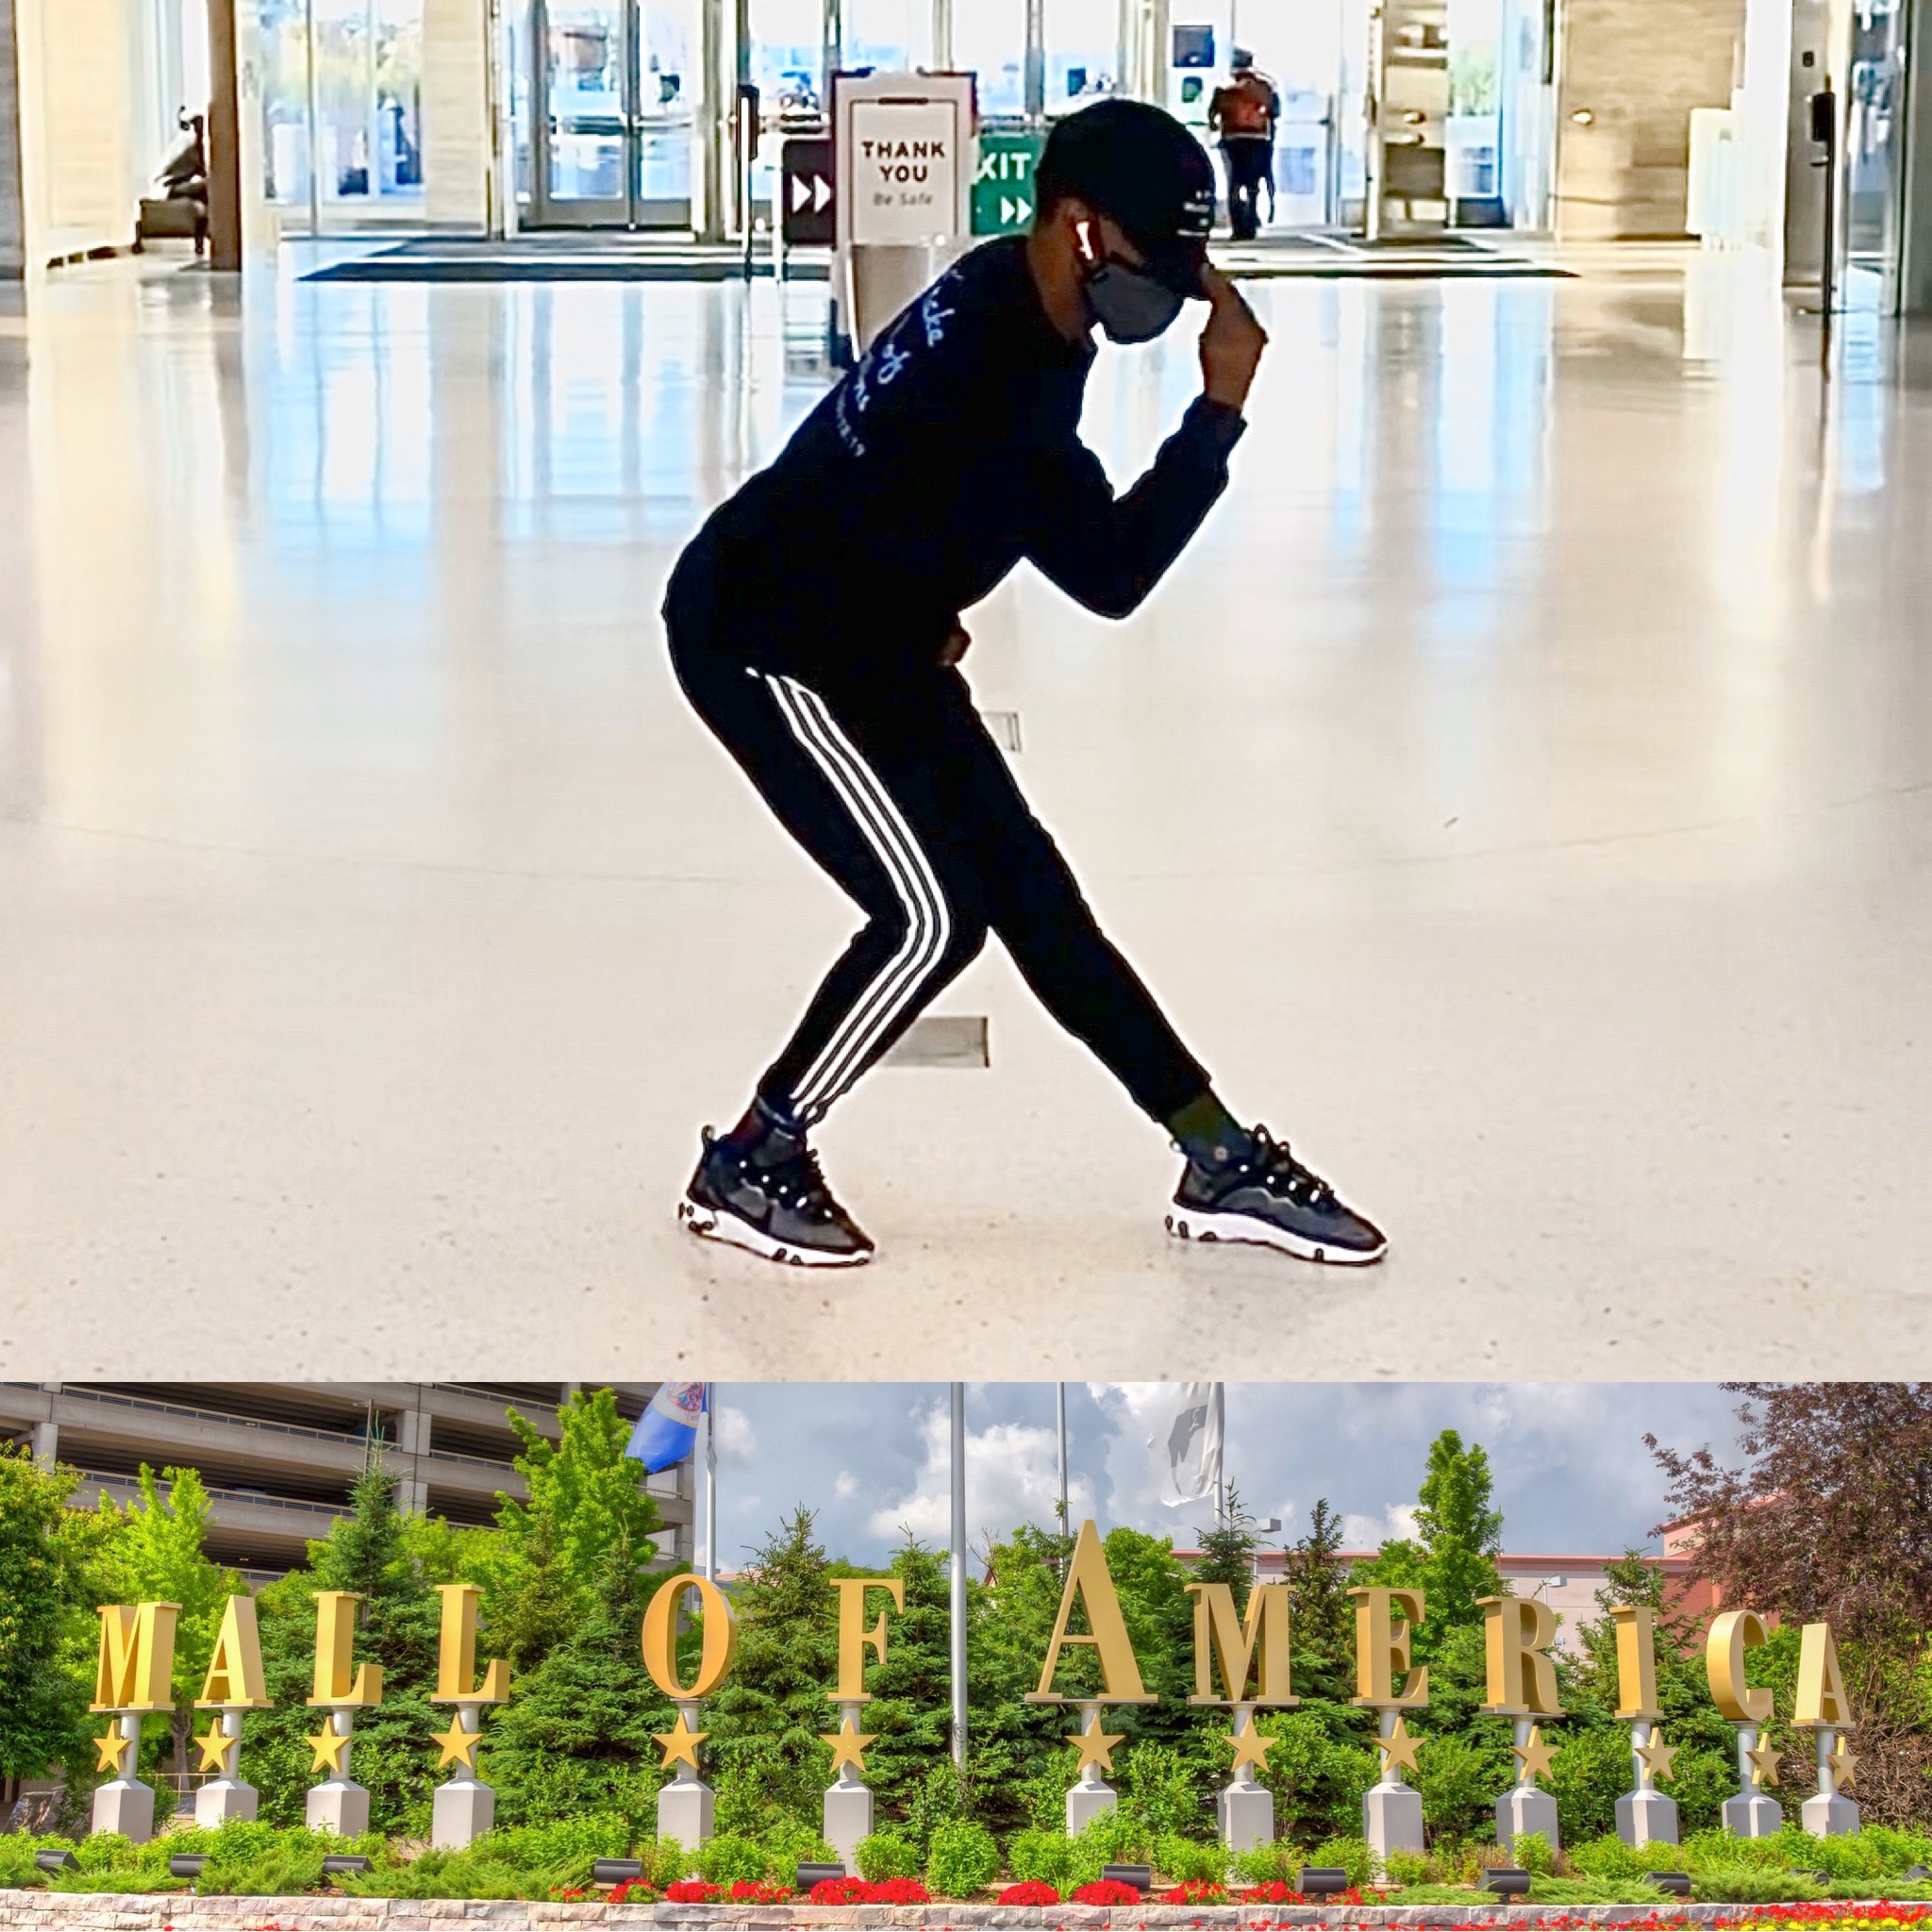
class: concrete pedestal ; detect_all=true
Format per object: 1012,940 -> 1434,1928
658,1774 -> 715,1846
824,1780 -> 873,1874
92,1778 -> 157,1842
195,1777 -> 259,1826
1363,1781 -> 1424,1859
1066,1776 -> 1118,1832
1497,1785 -> 1561,1856
1616,1789 -> 1679,1847
1802,1790 -> 1860,1837
308,1778 -> 371,1837
1218,1779 -> 1274,1851
1723,1792 -> 1785,1838
432,1776 -> 496,1848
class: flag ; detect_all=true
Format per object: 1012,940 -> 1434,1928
1151,1381 -> 1222,1505
627,1382 -> 707,1472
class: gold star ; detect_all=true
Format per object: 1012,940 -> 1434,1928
308,1726 -> 353,1774
1226,1726 -> 1275,1775
1831,1739 -> 1858,1793
1513,1724 -> 1557,1786
1635,1732 -> 1677,1783
1746,1737 -> 1782,1789
92,1727 -> 131,1775
1378,1715 -> 1422,1778
434,1718 -> 483,1771
820,1715 -> 877,1776
654,1711 -> 708,1772
1069,1717 -> 1125,1776
195,1725 -> 238,1776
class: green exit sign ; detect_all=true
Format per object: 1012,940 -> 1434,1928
972,131 -> 1045,234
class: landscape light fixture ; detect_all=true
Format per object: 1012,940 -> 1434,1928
591,1858 -> 644,1886
1906,1866 -> 1931,1882
321,1855 -> 373,1876
1297,1867 -> 1350,1898
33,1851 -> 77,1874
1483,1868 -> 1533,1897
796,1862 -> 847,1890
1101,1864 -> 1151,1892
1648,1873 -> 1693,1897
169,1855 -> 209,1877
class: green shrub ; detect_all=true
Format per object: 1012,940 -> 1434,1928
1230,1842 -> 1298,1888
1155,1834 -> 1227,1885
1567,1833 -> 1655,1882
695,1832 -> 768,1887
1525,1878 -> 1672,1907
1381,1848 -> 1432,1888
1310,1834 -> 1374,1889
639,1838 -> 694,1889
753,1818 -> 835,1879
1007,1827 -> 1072,1889
857,1831 -> 923,1882
1063,1808 -> 1153,1890
925,1820 -> 1000,1897
1681,1826 -> 1787,1874
0,1836 -> 77,1890
1695,1865 -> 1827,1904
1510,1829 -> 1556,1876
1387,1884 -> 1483,1904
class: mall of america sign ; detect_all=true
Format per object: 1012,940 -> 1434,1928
80,1520 -> 1860,1859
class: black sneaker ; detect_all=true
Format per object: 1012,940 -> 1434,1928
677,1119 -> 874,1268
1165,1125 -> 1387,1265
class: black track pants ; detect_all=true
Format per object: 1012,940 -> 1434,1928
672,636 -> 1212,1129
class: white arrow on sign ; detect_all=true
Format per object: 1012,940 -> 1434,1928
789,173 -> 833,213
1000,195 -> 1033,225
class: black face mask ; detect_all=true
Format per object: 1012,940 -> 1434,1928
1077,224 -> 1186,344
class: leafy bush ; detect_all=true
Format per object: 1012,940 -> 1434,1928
924,1819 -> 999,1897
1231,1841 -> 1299,1887
1155,1833 -> 1227,1884
1311,1832 -> 1375,1889
1120,1742 -> 1206,1839
1694,1864 -> 1828,1904
856,1830 -> 922,1881
1386,1883 -> 1489,1904
1511,1828 -> 1557,1876
1525,1877 -> 1673,1906
750,1818 -> 835,1878
1062,1807 -> 1153,1890
1567,1832 -> 1657,1882
1006,1827 -> 1072,1889
695,1831 -> 769,1887
1381,1847 -> 1432,1887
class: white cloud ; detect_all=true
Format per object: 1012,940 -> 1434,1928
1341,1503 -> 1420,1549
866,1402 -> 1096,1546
834,1471 -> 859,1500
712,1404 -> 758,1464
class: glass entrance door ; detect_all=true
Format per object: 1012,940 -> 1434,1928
528,0 -> 695,226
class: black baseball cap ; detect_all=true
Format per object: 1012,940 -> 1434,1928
1036,99 -> 1215,298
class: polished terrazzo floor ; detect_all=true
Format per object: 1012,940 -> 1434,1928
2,244 -> 1928,1377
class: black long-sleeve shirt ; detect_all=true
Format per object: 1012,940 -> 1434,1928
665,236 -> 1244,687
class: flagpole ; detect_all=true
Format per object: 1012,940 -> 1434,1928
704,1384 -> 718,1584
1211,1381 -> 1226,1528
949,1382 -> 967,1771
1056,1382 -> 1069,1534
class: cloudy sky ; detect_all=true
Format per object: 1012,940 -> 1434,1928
694,1383 -> 1746,1572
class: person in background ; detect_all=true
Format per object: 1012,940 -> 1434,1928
1209,49 -> 1280,240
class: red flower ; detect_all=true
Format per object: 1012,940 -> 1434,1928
870,1878 -> 934,1904
726,1881 -> 794,1904
1072,1879 -> 1143,1906
1160,1881 -> 1229,1905
665,1879 -> 723,1903
998,1882 -> 1063,1906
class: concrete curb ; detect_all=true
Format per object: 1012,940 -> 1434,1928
0,1895 -> 1874,1931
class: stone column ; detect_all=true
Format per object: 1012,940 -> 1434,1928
1361,1710 -> 1424,1860
0,0 -> 22,279
307,1709 -> 372,1837
657,1702 -> 715,1845
205,0 -> 242,269
1722,1724 -> 1784,1839
1495,1718 -> 1561,1856
1216,1705 -> 1274,1852
91,1715 -> 157,1841
1615,1718 -> 1678,1849
195,1709 -> 259,1825
1065,1702 -> 1121,1832
822,1701 -> 874,1874
1800,1729 -> 1860,1838
394,1407 -> 432,1517
431,1706 -> 495,1848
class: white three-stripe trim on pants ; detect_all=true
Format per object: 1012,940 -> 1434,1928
763,674 -> 955,1118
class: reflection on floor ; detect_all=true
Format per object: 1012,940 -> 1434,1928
2,245 -> 1930,1376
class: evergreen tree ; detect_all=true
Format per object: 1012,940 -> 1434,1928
0,1447 -> 103,1824
488,1525 -> 673,1833
1412,1431 -> 1505,1633
1284,1499 -> 1355,1705
247,1459 -> 445,1833
862,1537 -> 956,1844
1191,1488 -> 1262,1619
94,1465 -> 242,1787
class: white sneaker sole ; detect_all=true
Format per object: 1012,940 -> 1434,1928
677,1196 -> 873,1269
1165,1206 -> 1387,1267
